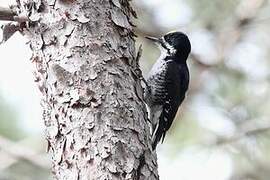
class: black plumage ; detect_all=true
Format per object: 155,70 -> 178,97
145,32 -> 191,150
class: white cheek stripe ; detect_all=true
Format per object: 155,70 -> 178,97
161,37 -> 176,55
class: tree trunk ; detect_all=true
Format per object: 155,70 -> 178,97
20,0 -> 158,179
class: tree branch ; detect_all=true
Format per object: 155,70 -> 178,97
0,6 -> 28,22
214,124 -> 270,146
0,7 -> 16,21
0,136 -> 50,169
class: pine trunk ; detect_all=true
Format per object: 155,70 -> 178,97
20,0 -> 158,179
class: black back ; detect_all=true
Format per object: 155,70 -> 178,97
151,61 -> 189,150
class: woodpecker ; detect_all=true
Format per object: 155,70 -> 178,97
144,31 -> 191,150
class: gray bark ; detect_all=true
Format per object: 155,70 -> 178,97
18,0 -> 158,179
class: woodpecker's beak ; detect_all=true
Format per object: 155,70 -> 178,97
145,36 -> 162,44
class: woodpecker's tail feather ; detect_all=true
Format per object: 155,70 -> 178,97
151,110 -> 167,150
152,125 -> 166,150
151,101 -> 179,150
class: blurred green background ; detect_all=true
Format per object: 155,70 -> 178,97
1,0 -> 270,179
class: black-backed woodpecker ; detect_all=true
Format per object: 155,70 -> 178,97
145,31 -> 191,150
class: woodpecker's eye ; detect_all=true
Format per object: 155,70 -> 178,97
164,32 -> 184,47
163,34 -> 172,46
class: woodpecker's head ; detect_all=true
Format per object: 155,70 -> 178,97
146,31 -> 191,62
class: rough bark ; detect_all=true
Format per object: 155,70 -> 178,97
18,0 -> 158,179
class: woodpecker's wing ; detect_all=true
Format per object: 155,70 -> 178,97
145,60 -> 170,133
152,61 -> 189,150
